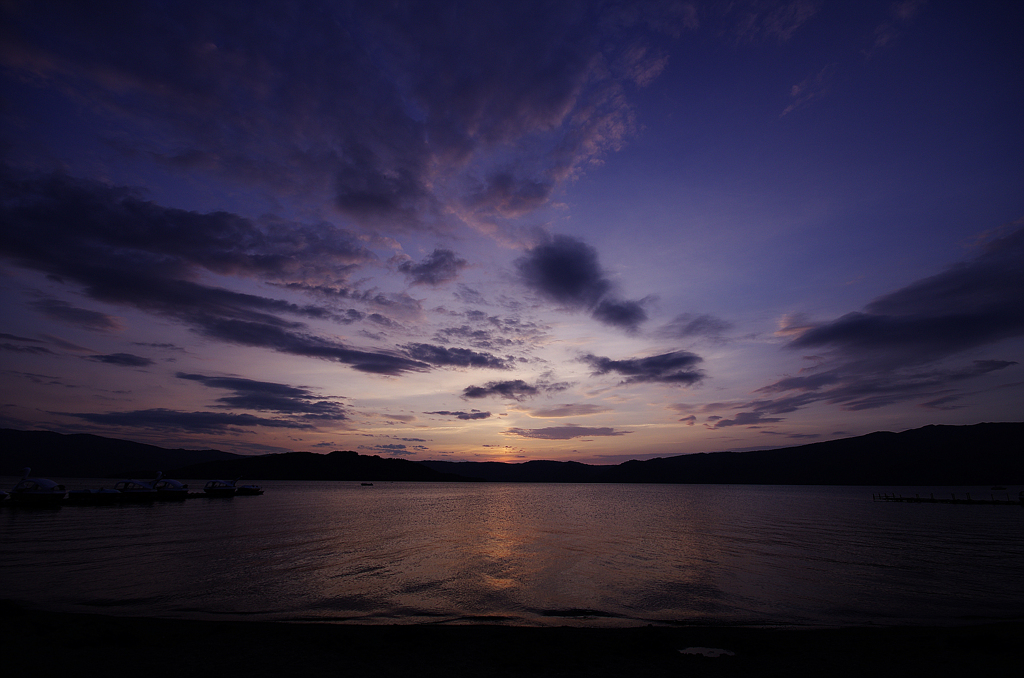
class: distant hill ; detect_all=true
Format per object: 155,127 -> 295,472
2,422 -> 1021,485
0,429 -> 240,478
172,450 -> 471,483
421,422 -> 1024,485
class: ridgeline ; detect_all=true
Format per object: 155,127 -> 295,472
2,422 -> 1021,485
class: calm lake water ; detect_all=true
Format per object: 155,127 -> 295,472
2,481 -> 1022,627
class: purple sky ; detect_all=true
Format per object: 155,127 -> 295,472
1,1 -> 1021,463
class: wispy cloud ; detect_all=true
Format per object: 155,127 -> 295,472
529,403 -> 610,418
738,227 -> 1024,422
30,298 -> 121,332
396,249 -> 468,286
503,424 -> 631,439
177,372 -> 348,421
425,410 -> 491,420
85,353 -> 154,367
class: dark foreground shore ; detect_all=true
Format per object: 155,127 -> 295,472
2,602 -> 1020,677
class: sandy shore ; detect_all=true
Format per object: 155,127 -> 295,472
2,601 -> 1020,677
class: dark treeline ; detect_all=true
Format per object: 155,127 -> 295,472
2,422 -> 1021,485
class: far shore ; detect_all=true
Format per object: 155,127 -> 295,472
3,601 -> 1020,677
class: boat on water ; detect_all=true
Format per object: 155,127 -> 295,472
235,483 -> 264,496
154,476 -> 189,500
203,478 -> 238,497
8,468 -> 66,507
114,474 -> 159,502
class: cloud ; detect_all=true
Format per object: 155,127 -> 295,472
503,424 -> 631,440
462,379 -> 570,401
741,228 -> 1024,417
711,411 -> 784,428
0,2 -> 683,232
789,227 -> 1024,368
592,298 -> 650,333
425,410 -> 491,420
357,443 -> 426,456
0,171 -> 431,375
86,353 -> 154,367
177,372 -> 348,421
401,343 -> 511,369
68,408 -> 313,431
581,350 -> 705,385
657,313 -> 733,340
30,299 -> 121,331
515,234 -> 650,331
864,0 -> 927,56
0,334 -> 55,355
396,249 -> 468,286
516,235 -> 610,309
729,0 -> 820,43
529,403 -> 609,418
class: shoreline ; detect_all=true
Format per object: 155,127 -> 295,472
4,602 -> 1020,677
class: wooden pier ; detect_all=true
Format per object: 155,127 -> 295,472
873,492 -> 1022,506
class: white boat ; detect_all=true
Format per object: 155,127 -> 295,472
114,473 -> 159,502
203,478 -> 238,497
9,468 -> 66,507
154,476 -> 190,500
235,483 -> 264,496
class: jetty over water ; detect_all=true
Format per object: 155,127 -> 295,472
873,492 -> 1022,506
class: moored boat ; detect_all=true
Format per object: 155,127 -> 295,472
114,474 -> 159,502
9,468 -> 66,507
203,478 -> 238,497
235,483 -> 263,496
154,476 -> 189,500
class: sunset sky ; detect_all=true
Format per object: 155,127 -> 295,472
1,1 -> 1021,463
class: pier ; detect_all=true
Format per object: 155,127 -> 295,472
873,492 -> 1022,506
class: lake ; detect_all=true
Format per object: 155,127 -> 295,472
2,481 -> 1021,627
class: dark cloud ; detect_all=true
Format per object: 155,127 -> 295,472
0,334 -> 55,355
592,298 -> 649,332
0,342 -> 55,355
31,299 -> 121,331
711,412 -> 784,428
1,2 -> 681,231
0,172 -> 431,376
68,408 -> 312,431
503,425 -> 631,439
425,410 -> 491,420
516,234 -> 650,331
744,228 -> 1024,418
357,443 -> 427,456
1,172 -> 374,288
86,353 -> 154,367
790,228 -> 1024,367
581,351 -> 705,386
748,360 -> 1018,416
516,235 -> 611,309
462,379 -> 569,401
177,372 -> 347,421
402,343 -> 510,369
397,249 -> 468,286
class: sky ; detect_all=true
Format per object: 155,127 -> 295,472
1,1 -> 1021,464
